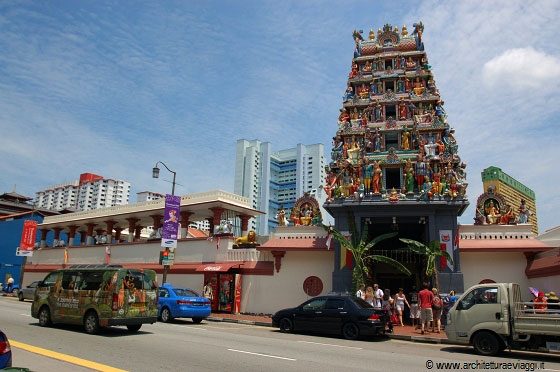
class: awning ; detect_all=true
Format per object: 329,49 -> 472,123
195,263 -> 241,272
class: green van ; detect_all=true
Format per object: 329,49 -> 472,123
31,265 -> 158,334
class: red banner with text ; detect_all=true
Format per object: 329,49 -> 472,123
20,220 -> 38,252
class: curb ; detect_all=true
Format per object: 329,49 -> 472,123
206,316 -> 452,344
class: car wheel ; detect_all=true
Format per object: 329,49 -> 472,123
192,317 -> 203,324
38,306 -> 52,327
84,311 -> 100,334
126,324 -> 142,332
279,318 -> 293,333
161,308 -> 172,323
18,292 -> 24,301
473,331 -> 501,356
342,322 -> 360,340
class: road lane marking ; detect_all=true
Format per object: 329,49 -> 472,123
19,314 -> 31,316
162,324 -> 207,330
10,340 -> 127,372
228,348 -> 296,361
297,340 -> 363,350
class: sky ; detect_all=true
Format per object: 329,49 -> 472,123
1,0 -> 559,233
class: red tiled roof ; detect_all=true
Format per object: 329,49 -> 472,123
526,254 -> 560,278
258,237 -> 334,251
188,228 -> 208,238
459,238 -> 555,252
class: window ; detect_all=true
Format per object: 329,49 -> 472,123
325,299 -> 346,310
62,271 -> 84,290
459,287 -> 498,310
159,288 -> 170,298
41,272 -> 59,287
302,298 -> 327,311
173,288 -> 199,297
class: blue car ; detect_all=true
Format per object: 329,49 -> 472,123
0,330 -> 12,369
1,283 -> 19,293
158,283 -> 211,323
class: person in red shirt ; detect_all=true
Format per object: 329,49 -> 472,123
418,282 -> 434,335
534,291 -> 548,314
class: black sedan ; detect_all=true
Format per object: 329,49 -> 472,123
272,295 -> 390,340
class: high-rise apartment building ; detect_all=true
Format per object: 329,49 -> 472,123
234,139 -> 326,235
481,166 -> 538,234
36,173 -> 131,212
136,191 -> 164,202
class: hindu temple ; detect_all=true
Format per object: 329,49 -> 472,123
325,23 -> 469,293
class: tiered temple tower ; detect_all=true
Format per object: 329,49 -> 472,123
325,23 -> 469,293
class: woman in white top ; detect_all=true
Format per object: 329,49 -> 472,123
365,286 -> 374,306
394,288 -> 410,327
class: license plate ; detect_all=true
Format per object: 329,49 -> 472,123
191,303 -> 203,307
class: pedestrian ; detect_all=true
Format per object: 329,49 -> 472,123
394,288 -> 409,327
534,292 -> 547,314
365,286 -> 374,306
431,288 -> 443,333
382,289 -> 393,314
356,283 -> 366,300
6,277 -> 14,293
373,283 -> 383,309
418,282 -> 434,335
408,285 -> 420,328
203,280 -> 213,301
545,292 -> 559,313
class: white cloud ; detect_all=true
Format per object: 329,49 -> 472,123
482,47 -> 560,90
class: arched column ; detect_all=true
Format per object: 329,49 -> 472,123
150,214 -> 162,231
95,229 -> 105,244
180,211 -> 193,239
79,230 -> 87,245
239,214 -> 252,236
126,218 -> 139,243
39,229 -> 49,249
86,223 -> 96,245
68,225 -> 78,247
53,227 -> 63,247
134,225 -> 143,240
114,227 -> 123,242
105,220 -> 116,244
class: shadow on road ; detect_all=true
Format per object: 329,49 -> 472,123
271,329 -> 390,343
440,346 -> 560,364
28,322 -> 154,337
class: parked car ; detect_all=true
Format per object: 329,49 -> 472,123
18,281 -> 40,301
31,265 -> 158,334
1,283 -> 19,293
272,295 -> 390,340
0,330 -> 12,369
157,283 -> 211,323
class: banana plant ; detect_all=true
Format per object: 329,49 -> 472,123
399,238 -> 453,290
323,213 -> 411,292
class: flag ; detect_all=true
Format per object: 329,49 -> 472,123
339,233 -> 352,270
64,247 -> 68,264
105,246 -> 111,264
439,230 -> 453,271
216,236 -> 220,250
454,225 -> 460,251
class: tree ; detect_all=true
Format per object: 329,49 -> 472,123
399,238 -> 453,290
323,214 -> 411,292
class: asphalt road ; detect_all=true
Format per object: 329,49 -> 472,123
1,296 -> 560,372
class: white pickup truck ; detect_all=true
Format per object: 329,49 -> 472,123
446,283 -> 560,356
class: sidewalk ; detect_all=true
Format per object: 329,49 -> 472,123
207,312 -> 451,344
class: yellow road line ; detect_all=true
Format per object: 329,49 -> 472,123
10,340 -> 127,372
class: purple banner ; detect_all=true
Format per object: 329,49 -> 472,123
162,194 -> 180,240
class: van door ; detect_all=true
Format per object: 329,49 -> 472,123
34,271 -> 61,317
450,286 -> 508,342
58,271 -> 82,323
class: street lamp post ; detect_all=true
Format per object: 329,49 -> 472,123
152,161 -> 177,284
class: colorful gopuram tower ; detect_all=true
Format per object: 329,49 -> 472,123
324,23 -> 469,293
480,166 -> 538,234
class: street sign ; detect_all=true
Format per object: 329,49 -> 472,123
15,247 -> 33,257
